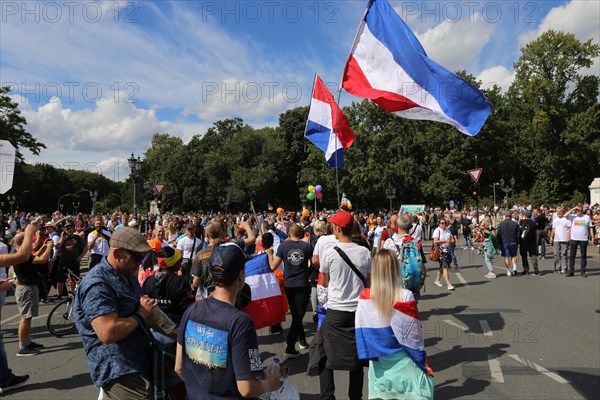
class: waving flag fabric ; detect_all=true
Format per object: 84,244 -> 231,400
355,289 -> 434,377
241,253 -> 285,330
305,75 -> 356,169
342,0 -> 491,136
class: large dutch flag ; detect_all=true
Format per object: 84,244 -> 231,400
241,253 -> 285,330
305,75 -> 356,169
355,289 -> 434,377
342,0 -> 491,136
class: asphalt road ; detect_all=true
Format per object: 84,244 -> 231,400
1,241 -> 599,399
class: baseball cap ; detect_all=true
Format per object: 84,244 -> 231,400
524,210 -> 532,218
45,222 -> 57,228
209,242 -> 247,280
64,222 -> 75,228
328,210 -> 354,230
110,227 -> 151,254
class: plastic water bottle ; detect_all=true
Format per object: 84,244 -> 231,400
260,358 -> 281,400
148,306 -> 176,335
269,358 -> 281,374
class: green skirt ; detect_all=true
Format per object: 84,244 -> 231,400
368,351 -> 434,400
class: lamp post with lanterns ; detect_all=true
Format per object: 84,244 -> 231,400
127,153 -> 143,218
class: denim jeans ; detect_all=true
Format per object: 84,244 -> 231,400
537,229 -> 546,257
0,326 -> 12,383
569,240 -> 588,272
449,244 -> 458,267
553,241 -> 568,272
481,242 -> 495,273
465,234 -> 474,248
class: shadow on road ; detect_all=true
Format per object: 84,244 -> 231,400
556,368 -> 600,399
435,377 -> 491,399
27,372 -> 93,391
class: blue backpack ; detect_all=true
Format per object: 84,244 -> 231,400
397,238 -> 424,290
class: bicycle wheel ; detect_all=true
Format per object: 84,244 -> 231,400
46,297 -> 77,337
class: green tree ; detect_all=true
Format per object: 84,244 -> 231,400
0,86 -> 46,161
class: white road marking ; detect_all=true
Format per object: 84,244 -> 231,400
508,354 -> 568,384
455,272 -> 468,285
443,319 -> 470,332
479,320 -> 493,337
1,313 -> 21,325
487,354 -> 505,383
3,313 -> 49,326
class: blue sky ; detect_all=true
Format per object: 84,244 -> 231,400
1,0 -> 598,181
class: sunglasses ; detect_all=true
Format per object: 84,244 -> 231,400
125,249 -> 147,261
439,221 -> 447,225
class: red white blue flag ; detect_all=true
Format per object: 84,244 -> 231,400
342,0 -> 491,136
241,253 -> 285,330
305,75 -> 356,169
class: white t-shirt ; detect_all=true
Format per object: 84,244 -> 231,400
432,227 -> 452,252
320,242 -> 372,312
313,235 -> 338,259
0,241 -> 9,280
371,226 -> 386,249
176,236 -> 202,260
408,224 -> 423,243
88,231 -> 110,256
569,215 -> 590,241
552,218 -> 572,242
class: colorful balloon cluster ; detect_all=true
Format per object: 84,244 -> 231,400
307,184 -> 323,201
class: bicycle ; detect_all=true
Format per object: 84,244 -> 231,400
46,271 -> 81,337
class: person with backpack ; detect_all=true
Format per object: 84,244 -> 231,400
518,210 -> 540,276
382,213 -> 426,301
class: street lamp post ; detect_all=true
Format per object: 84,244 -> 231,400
299,193 -> 306,208
385,187 -> 396,212
127,153 -> 143,218
111,193 -> 123,209
90,190 -> 98,215
73,201 -> 80,214
493,182 -> 499,209
57,193 -> 72,212
59,204 -> 64,213
7,195 -> 16,214
499,178 -> 516,208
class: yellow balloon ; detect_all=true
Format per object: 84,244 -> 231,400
308,185 -> 315,193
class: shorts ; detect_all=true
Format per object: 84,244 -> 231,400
15,285 -> 40,319
501,243 -> 518,258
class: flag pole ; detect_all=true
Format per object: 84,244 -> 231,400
304,74 -> 318,155
334,88 -> 342,209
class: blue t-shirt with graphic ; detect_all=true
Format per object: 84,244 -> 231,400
73,258 -> 148,387
177,296 -> 264,399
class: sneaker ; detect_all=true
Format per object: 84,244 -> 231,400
471,247 -> 475,251
269,324 -> 283,335
565,271 -> 574,277
298,340 -> 309,350
559,270 -> 564,274
581,272 -> 588,278
532,273 -> 540,276
506,270 -> 512,277
0,374 -> 30,394
434,280 -> 443,287
520,271 -> 529,276
284,349 -> 300,359
16,347 -> 40,357
463,246 -> 468,250
27,341 -> 44,350
485,272 -> 496,279
447,285 -> 455,290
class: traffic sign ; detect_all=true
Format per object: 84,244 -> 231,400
0,140 -> 16,194
467,168 -> 483,183
153,183 -> 166,195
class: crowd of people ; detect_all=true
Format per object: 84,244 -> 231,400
0,201 -> 598,398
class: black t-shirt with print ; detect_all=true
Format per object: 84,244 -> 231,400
276,240 -> 314,288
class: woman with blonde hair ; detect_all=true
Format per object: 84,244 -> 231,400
355,250 -> 434,399
166,221 -> 179,245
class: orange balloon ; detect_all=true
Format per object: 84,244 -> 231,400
302,209 -> 310,217
277,207 -> 284,215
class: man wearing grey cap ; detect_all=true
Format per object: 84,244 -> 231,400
74,227 -> 157,399
175,242 -> 281,399
518,210 -> 540,276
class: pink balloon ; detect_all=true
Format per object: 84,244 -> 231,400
316,192 -> 323,200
